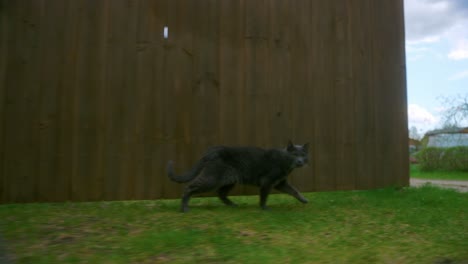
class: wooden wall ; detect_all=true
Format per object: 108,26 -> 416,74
0,0 -> 408,203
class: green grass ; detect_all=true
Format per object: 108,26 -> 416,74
1,186 -> 467,263
410,164 -> 468,181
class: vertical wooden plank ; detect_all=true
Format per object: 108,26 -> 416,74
159,1 -> 184,197
350,0 -> 376,190
94,1 -> 110,201
192,0 -> 220,147
310,1 -> 322,191
219,0 -> 245,147
371,0 -> 385,189
2,0 -> 43,202
376,0 -> 392,188
243,0 -> 257,148
132,0 -> 153,200
257,0 -> 271,149
72,0 -> 109,201
312,1 -> 337,191
289,0 -> 307,143
119,0 -> 139,200
302,0 -> 318,191
244,0 -> 270,147
268,0 -> 291,148
102,0 -> 137,201
159,0 -> 179,199
36,0 -> 68,202
146,0 -> 167,199
0,0 -> 8,202
55,0 -> 81,202
297,1 -> 321,190
333,0 -> 356,190
373,0 -> 408,188
169,0 -> 196,199
146,0 -> 199,199
288,0 -> 312,189
372,0 -> 393,189
103,0 -> 123,201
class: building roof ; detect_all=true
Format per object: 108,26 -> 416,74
408,138 -> 421,146
425,127 -> 468,136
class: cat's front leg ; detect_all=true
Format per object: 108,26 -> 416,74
274,180 -> 308,204
259,185 -> 272,210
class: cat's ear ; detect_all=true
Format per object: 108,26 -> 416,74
302,143 -> 309,152
287,140 -> 294,151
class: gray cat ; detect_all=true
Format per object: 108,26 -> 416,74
167,141 -> 309,212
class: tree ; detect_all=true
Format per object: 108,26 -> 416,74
439,94 -> 468,128
409,126 -> 421,140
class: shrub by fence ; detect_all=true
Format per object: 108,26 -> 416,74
416,147 -> 468,171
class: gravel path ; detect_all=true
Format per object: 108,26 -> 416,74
410,179 -> 468,193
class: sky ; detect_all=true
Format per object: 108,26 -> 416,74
404,0 -> 468,135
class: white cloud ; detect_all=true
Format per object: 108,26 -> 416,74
405,45 -> 429,53
448,39 -> 468,60
404,0 -> 468,60
408,104 -> 439,132
449,69 -> 468,81
404,0 -> 457,43
406,36 -> 441,45
405,44 -> 444,61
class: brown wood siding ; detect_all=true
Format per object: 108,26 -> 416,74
0,0 -> 408,203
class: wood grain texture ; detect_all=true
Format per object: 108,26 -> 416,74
0,0 -> 408,203
0,0 -> 8,201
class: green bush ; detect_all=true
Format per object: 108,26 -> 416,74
416,147 -> 443,171
416,146 -> 468,171
441,146 -> 468,171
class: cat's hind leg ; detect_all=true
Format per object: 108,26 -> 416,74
181,173 -> 217,213
217,183 -> 237,207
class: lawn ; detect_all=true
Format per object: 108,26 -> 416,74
1,186 -> 467,264
410,164 -> 468,181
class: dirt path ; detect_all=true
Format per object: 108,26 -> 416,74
410,179 -> 468,193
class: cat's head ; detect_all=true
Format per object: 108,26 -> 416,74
285,140 -> 309,168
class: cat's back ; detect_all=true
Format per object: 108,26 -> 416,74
206,145 -> 267,167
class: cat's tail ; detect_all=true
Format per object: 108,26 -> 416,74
167,159 -> 205,183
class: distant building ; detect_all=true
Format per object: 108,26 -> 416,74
425,127 -> 468,148
409,138 -> 421,152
